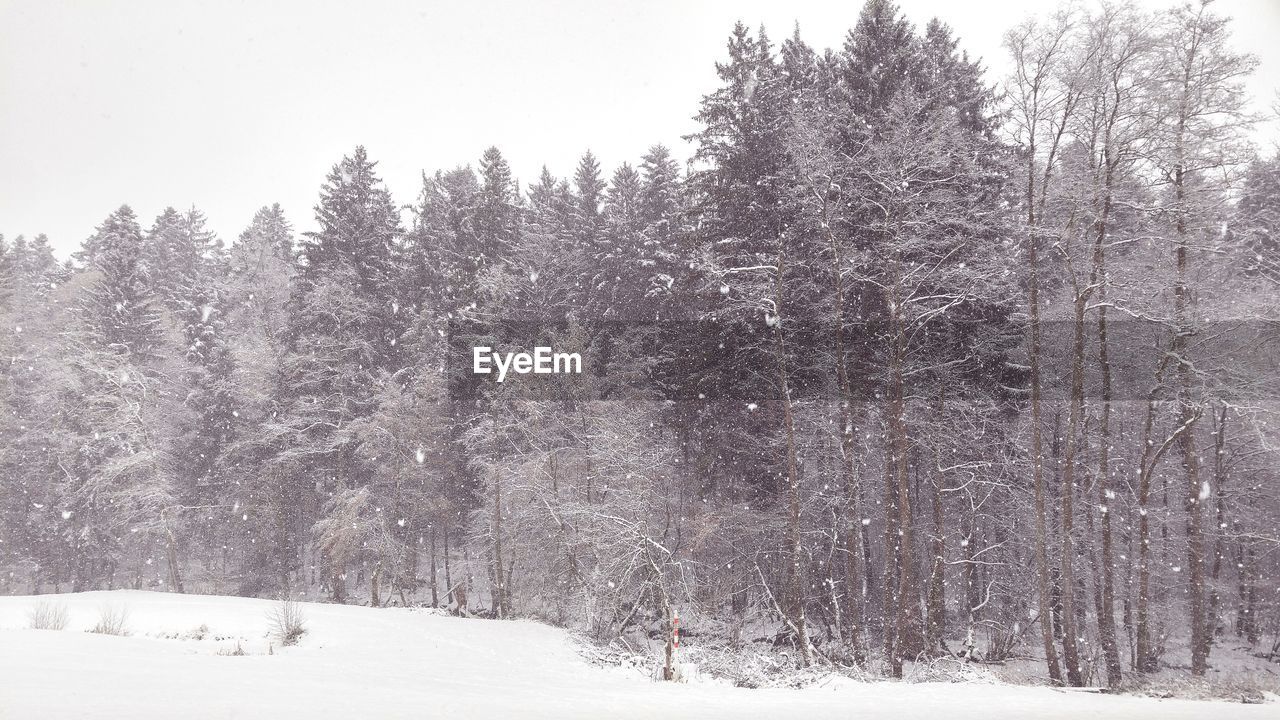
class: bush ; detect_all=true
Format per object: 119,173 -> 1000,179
26,601 -> 69,631
268,598 -> 306,646
89,604 -> 130,636
217,640 -> 247,656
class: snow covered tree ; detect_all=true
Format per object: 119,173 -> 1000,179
280,147 -> 405,601
54,206 -> 187,590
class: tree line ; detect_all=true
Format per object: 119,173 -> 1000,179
1,0 -> 1277,686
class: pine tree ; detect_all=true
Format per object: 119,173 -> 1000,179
841,0 -> 917,120
82,207 -> 163,360
573,151 -> 606,239
1236,154 -> 1280,284
605,163 -> 642,235
475,147 -> 520,276
283,147 -> 405,601
58,205 -> 184,590
222,205 -> 299,595
406,166 -> 483,321
639,146 -> 681,238
143,207 -> 222,309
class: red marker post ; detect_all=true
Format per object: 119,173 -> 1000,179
673,613 -> 680,649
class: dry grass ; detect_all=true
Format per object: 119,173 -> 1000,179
88,604 -> 130,636
268,598 -> 307,646
217,640 -> 247,656
26,601 -> 69,631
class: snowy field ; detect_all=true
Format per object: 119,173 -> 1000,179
0,591 -> 1272,720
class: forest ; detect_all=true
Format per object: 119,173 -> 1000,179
1,0 -> 1277,690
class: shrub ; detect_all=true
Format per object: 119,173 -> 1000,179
89,604 -> 130,636
268,598 -> 306,646
26,601 -> 69,631
217,640 -> 247,656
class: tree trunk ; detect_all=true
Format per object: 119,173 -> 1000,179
961,509 -> 980,660
1026,166 -> 1064,685
927,463 -> 946,653
429,523 -> 439,608
645,545 -> 677,681
773,250 -> 813,668
882,445 -> 900,673
1134,349 -> 1178,672
1091,181 -> 1122,688
443,521 -> 453,607
1239,545 -> 1260,644
1135,398 -> 1159,672
331,566 -> 346,604
1173,154 -> 1209,676
1209,405 -> 1228,639
165,522 -> 185,594
1057,293 -> 1086,687
887,252 -> 924,672
825,194 -> 867,663
492,470 -> 507,619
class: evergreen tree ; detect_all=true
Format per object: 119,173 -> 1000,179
1236,154 -> 1280,284
222,205 -> 299,594
841,0 -> 918,119
475,147 -> 520,278
143,207 -> 223,309
639,145 -> 682,240
282,147 -> 405,600
56,206 -> 185,590
573,151 -> 606,237
81,206 -> 163,360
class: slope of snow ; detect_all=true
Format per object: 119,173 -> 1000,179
0,591 -> 1270,719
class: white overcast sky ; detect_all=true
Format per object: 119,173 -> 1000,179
2,0 -> 1277,257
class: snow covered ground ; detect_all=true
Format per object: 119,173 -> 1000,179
0,591 -> 1271,719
